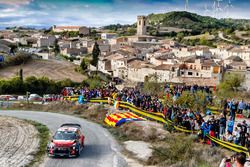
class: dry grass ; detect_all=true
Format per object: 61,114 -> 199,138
184,33 -> 215,40
148,134 -> 226,167
108,121 -> 169,142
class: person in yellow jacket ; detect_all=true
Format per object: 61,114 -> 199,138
112,92 -> 117,100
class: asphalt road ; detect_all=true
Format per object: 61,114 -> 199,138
0,110 -> 126,167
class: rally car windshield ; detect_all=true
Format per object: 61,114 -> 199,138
54,131 -> 77,140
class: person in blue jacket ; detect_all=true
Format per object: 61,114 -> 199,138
201,120 -> 210,142
78,95 -> 85,104
227,116 -> 234,134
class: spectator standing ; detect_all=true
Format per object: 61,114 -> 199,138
233,127 -> 241,145
219,114 -> 227,139
240,121 -> 248,146
227,116 -> 235,134
209,116 -> 217,146
245,134 -> 250,151
225,131 -> 234,143
238,100 -> 245,114
229,100 -> 237,120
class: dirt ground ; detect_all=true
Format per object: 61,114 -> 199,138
0,116 -> 40,167
235,30 -> 250,40
0,59 -> 86,82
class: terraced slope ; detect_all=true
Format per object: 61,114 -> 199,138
0,59 -> 86,82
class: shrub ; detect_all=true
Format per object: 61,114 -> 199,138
0,76 -> 78,95
148,134 -> 224,167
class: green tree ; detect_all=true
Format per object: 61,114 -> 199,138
91,42 -> 100,67
86,76 -> 102,89
215,73 -> 245,100
177,32 -> 184,42
19,68 -> 23,81
143,73 -> 161,96
219,73 -> 244,91
8,77 -> 25,94
199,36 -> 207,45
54,39 -> 60,55
127,27 -> 136,36
0,76 -> 78,95
80,59 -> 88,71
175,91 -> 207,112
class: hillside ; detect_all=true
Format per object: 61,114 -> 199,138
148,12 -> 230,30
102,11 -> 250,37
147,11 -> 248,31
0,59 -> 86,82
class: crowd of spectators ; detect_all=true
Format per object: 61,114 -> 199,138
62,85 -> 164,113
164,84 -> 213,95
61,83 -> 250,150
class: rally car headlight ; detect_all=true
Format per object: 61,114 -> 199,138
72,143 -> 77,150
49,143 -> 55,149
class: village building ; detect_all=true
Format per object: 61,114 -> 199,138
97,40 -> 111,56
52,25 -> 81,32
60,47 -> 87,57
127,59 -> 156,82
79,27 -> 90,36
210,46 -> 250,67
101,33 -> 118,40
37,36 -> 56,48
172,47 -> 194,57
227,61 -> 247,71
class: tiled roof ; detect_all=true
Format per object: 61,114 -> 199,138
229,61 -> 247,66
54,26 -> 81,29
154,64 -> 174,70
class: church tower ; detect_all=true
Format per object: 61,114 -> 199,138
137,16 -> 147,36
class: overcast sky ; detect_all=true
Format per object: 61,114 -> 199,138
0,0 -> 249,27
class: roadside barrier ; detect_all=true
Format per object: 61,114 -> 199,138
63,96 -> 249,153
207,135 -> 248,154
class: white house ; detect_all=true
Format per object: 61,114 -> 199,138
101,33 -> 118,40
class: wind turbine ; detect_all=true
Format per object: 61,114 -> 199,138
204,3 -> 210,16
185,0 -> 189,11
213,0 -> 224,18
224,0 -> 233,17
217,0 -> 224,12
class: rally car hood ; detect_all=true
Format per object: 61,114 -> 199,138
52,140 -> 76,147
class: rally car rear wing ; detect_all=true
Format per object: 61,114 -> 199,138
60,123 -> 81,128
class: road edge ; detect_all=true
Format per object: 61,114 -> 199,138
24,120 -> 50,167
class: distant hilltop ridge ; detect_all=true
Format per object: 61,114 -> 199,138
102,11 -> 250,33
147,11 -> 250,30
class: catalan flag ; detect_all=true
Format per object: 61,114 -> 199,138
104,112 -> 145,127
